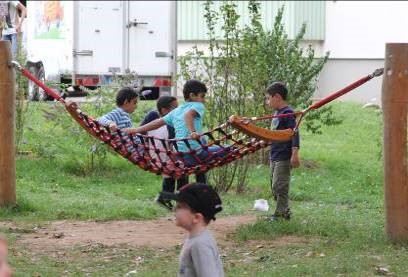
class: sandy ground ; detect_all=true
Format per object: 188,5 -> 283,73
4,215 -> 310,253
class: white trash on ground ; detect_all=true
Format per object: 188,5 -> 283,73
253,199 -> 269,212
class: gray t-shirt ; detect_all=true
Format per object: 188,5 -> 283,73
179,229 -> 224,277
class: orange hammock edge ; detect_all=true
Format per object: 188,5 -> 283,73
228,115 -> 294,142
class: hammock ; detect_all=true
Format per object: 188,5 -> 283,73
11,61 -> 383,178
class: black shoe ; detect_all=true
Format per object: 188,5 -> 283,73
155,195 -> 173,211
266,215 -> 289,222
266,210 -> 291,222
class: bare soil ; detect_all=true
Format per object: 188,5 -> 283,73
4,215 -> 311,254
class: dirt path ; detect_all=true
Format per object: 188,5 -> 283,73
15,215 -> 256,251
5,215 -> 311,256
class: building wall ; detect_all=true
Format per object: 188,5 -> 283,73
315,1 -> 408,105
177,1 -> 325,41
177,1 -> 408,105
323,1 -> 408,59
317,59 -> 384,106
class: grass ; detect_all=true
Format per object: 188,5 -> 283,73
3,100 -> 407,276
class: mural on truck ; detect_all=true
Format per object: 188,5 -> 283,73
34,1 -> 65,39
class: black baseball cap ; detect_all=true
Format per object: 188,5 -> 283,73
160,183 -> 223,221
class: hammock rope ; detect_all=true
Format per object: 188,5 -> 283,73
11,61 -> 383,178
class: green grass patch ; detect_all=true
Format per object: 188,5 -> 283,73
4,101 -> 405,275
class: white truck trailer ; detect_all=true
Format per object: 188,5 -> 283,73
25,0 -> 176,100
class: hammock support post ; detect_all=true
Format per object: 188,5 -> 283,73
382,43 -> 408,242
0,41 -> 16,206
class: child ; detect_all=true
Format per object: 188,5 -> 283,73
160,183 -> 224,277
94,86 -> 144,157
1,1 -> 27,57
265,82 -> 300,221
130,80 -> 223,187
140,95 -> 181,209
0,235 -> 12,277
0,2 -> 7,38
97,86 -> 139,132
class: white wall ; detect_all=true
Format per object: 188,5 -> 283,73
315,1 -> 408,105
324,1 -> 408,59
317,59 -> 383,105
178,1 -> 408,104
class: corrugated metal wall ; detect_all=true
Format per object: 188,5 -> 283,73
177,1 -> 325,41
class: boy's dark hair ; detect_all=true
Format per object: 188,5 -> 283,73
157,96 -> 177,113
266,82 -> 288,100
183,79 -> 207,100
116,87 -> 138,106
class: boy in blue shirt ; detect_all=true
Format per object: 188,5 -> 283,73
97,87 -> 138,132
130,80 -> 221,187
96,86 -> 143,155
265,82 -> 300,221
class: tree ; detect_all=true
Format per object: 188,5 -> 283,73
179,0 -> 337,192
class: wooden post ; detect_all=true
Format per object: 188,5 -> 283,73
0,41 -> 16,206
382,43 -> 408,242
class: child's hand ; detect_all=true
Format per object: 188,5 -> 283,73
290,149 -> 300,168
241,117 -> 252,125
123,127 -> 139,135
64,100 -> 77,110
109,122 -> 118,132
291,157 -> 300,168
190,131 -> 200,140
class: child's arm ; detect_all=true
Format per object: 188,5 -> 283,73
125,118 -> 166,135
97,112 -> 119,132
184,109 -> 200,140
291,147 -> 300,168
291,131 -> 300,168
279,111 -> 300,168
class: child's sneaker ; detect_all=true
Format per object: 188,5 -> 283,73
155,194 -> 173,211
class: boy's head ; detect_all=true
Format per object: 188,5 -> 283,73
161,183 -> 222,229
265,82 -> 288,109
183,80 -> 207,102
116,87 -> 138,113
157,96 -> 178,116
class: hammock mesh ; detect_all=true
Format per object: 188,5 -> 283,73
66,103 -> 275,178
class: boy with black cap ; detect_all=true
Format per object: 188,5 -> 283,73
161,183 -> 224,277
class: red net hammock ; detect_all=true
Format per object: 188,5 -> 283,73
11,61 -> 383,178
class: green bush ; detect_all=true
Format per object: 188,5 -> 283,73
179,0 -> 336,191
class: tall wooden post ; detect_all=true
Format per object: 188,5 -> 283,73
0,41 -> 16,206
382,43 -> 408,242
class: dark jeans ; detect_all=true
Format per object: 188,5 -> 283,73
177,173 -> 207,189
162,177 -> 185,193
177,145 -> 229,187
